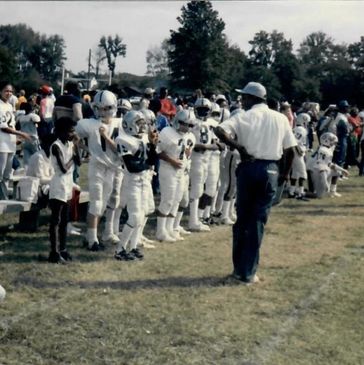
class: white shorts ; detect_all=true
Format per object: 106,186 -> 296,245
120,173 -> 146,228
158,165 -> 184,215
88,160 -> 115,217
291,154 -> 307,180
204,153 -> 220,197
189,153 -> 209,200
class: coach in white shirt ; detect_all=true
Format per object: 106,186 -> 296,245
215,82 -> 297,285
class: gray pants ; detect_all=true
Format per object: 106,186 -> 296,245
0,152 -> 14,199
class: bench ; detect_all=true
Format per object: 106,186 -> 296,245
0,191 -> 90,232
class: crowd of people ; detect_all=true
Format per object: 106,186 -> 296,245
0,79 -> 363,284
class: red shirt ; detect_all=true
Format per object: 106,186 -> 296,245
159,98 -> 176,119
348,115 -> 362,138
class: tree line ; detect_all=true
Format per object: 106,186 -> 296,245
1,1 -> 364,107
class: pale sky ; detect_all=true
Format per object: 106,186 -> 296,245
1,1 -> 363,76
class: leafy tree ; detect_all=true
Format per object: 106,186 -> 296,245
0,45 -> 16,81
146,39 -> 170,79
0,23 -> 66,87
168,0 -> 230,91
98,35 -> 127,78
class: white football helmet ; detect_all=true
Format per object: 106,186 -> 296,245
140,108 -> 156,127
92,90 -> 117,119
296,113 -> 311,127
320,132 -> 338,147
194,98 -> 212,119
173,108 -> 196,132
118,98 -> 132,111
122,110 -> 146,136
210,103 -> 221,122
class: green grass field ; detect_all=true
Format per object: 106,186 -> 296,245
0,175 -> 363,365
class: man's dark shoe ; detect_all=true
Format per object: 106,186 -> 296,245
48,251 -> 67,264
60,250 -> 72,261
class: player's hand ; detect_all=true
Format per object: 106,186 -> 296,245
99,126 -> 106,137
171,159 -> 183,169
72,134 -> 80,144
185,147 -> 192,159
148,129 -> 158,145
342,169 -> 349,177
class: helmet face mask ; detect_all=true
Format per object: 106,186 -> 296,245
93,90 -> 117,120
320,132 -> 338,147
296,113 -> 311,128
194,98 -> 212,119
173,109 -> 196,133
123,110 -> 146,137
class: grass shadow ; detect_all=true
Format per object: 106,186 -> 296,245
12,275 -> 229,290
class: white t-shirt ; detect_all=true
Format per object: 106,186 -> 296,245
76,117 -> 122,170
220,103 -> 297,161
0,99 -> 16,153
49,139 -> 74,202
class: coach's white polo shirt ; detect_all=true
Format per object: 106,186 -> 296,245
220,103 -> 297,161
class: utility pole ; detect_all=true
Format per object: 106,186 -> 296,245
87,49 -> 92,90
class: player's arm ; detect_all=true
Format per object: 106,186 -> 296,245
0,124 -> 32,141
158,151 -> 183,169
51,144 -> 74,174
99,126 -> 117,153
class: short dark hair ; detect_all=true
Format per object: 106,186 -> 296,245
54,117 -> 77,137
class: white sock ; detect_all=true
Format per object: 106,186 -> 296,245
189,199 -> 199,226
156,216 -> 167,237
129,226 -> 142,250
203,205 -> 211,219
330,184 -> 337,193
116,224 -> 134,251
174,211 -> 183,230
198,208 -> 204,219
298,186 -> 305,195
289,185 -> 296,195
103,207 -> 115,238
87,228 -> 98,245
113,207 -> 122,235
221,200 -> 231,219
166,217 -> 175,235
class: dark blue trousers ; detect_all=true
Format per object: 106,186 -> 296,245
232,160 -> 278,282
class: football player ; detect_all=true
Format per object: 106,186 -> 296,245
188,98 -> 221,231
75,90 -> 122,251
288,113 -> 310,200
156,108 -> 196,241
310,132 -> 348,198
114,111 -> 158,260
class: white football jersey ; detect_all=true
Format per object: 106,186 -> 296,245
116,133 -> 150,176
0,99 -> 16,153
75,117 -> 122,169
157,126 -> 194,174
311,145 -> 334,172
293,126 -> 308,153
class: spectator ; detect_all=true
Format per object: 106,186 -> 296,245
53,81 -> 83,123
17,102 -> 41,167
0,82 -> 31,199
